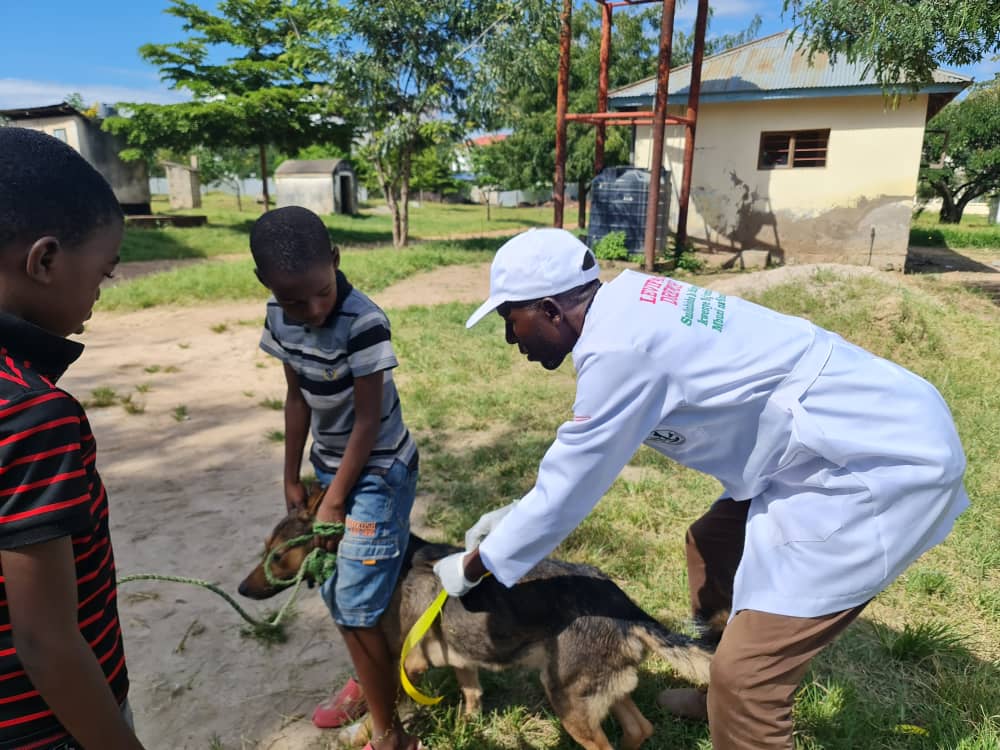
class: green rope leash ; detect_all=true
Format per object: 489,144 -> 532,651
120,521 -> 344,641
262,521 -> 344,588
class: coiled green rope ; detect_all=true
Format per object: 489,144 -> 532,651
120,521 -> 344,641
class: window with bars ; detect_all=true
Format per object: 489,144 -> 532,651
758,129 -> 830,169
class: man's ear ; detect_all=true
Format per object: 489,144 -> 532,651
331,245 -> 341,269
539,298 -> 563,324
25,236 -> 60,284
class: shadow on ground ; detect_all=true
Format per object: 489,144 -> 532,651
906,246 -> 1000,304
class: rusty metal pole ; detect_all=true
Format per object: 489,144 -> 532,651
675,0 -> 709,256
594,1 -> 612,175
642,0 -> 677,271
553,0 -> 572,229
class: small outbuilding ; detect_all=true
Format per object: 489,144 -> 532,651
275,159 -> 357,216
162,158 -> 202,210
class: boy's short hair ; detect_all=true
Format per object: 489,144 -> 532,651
0,127 -> 122,249
250,205 -> 335,278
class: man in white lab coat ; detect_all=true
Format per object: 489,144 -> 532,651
433,228 -> 969,749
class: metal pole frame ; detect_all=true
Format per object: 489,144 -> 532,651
594,1 -> 613,176
675,0 -> 709,256
554,0 -> 572,228
551,0 -> 707,265
642,0 -> 677,272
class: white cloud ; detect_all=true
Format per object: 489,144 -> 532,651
965,57 -> 1000,83
675,0 -> 761,21
0,78 -> 189,109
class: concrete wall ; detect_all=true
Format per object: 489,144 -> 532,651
164,164 -> 201,210
633,94 -> 929,270
276,174 -> 335,215
74,117 -> 150,208
276,169 -> 357,215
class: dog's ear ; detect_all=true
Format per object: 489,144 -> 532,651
306,485 -> 326,516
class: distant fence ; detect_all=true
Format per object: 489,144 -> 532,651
918,197 -> 992,217
149,176 -> 274,197
149,176 -> 368,203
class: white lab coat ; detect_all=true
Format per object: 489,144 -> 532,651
479,270 -> 969,617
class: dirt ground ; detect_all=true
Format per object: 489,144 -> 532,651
61,255 -> 995,749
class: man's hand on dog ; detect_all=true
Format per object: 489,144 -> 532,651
434,549 -> 487,597
464,500 -> 518,550
314,499 -> 346,553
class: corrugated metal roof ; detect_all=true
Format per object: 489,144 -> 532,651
0,102 -> 83,119
275,158 -> 346,175
609,31 -> 972,106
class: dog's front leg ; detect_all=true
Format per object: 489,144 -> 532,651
453,666 -> 482,716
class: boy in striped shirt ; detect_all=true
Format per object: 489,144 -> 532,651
0,128 -> 143,748
251,206 -> 421,750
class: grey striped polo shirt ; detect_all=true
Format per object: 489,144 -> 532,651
259,270 -> 417,475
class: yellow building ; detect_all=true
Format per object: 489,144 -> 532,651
609,32 -> 970,269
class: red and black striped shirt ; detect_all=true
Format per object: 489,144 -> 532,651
0,312 -> 128,749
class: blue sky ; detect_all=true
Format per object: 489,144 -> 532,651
1,0 -> 997,109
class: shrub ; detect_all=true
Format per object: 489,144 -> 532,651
675,251 -> 705,273
592,231 -> 630,261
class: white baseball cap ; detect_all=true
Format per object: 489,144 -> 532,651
465,228 -> 601,328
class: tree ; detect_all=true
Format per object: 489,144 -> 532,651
469,138 -> 512,221
920,76 -> 1000,223
65,92 -> 86,111
410,144 -> 460,201
784,0 -> 1000,88
484,4 -> 761,229
195,146 -> 260,211
104,0 -> 350,209
311,1 -> 553,247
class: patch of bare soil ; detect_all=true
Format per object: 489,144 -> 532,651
702,263 -> 886,296
905,246 -> 1000,304
374,263 -> 492,308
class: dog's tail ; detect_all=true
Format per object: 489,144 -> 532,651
633,623 -> 713,685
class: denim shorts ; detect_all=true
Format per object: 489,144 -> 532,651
315,459 -> 418,628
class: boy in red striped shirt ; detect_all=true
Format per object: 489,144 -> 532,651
0,128 -> 144,749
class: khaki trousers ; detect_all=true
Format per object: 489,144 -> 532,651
687,499 -> 867,750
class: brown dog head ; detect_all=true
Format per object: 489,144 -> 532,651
237,485 -> 326,600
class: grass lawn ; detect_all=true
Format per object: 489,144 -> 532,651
118,193 -> 552,262
99,238 -> 497,311
387,271 -> 999,749
910,210 -> 1000,250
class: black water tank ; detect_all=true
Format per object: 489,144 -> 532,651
588,167 -> 671,255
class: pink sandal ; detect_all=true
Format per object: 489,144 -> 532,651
312,676 -> 368,729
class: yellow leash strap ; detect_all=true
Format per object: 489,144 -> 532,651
399,573 -> 492,706
399,588 -> 449,705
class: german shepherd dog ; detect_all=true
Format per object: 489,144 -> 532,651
239,489 -> 712,750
